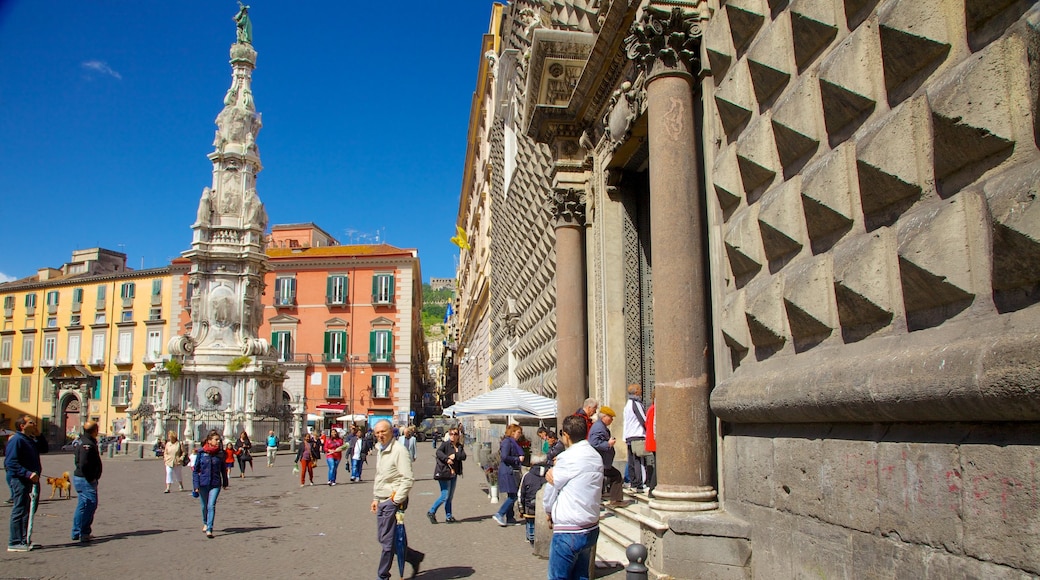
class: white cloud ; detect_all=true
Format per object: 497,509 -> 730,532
82,60 -> 122,80
0,272 -> 15,283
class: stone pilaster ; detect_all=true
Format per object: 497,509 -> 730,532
551,187 -> 588,428
626,4 -> 718,513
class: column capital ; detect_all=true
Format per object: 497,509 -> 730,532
625,4 -> 707,81
551,188 -> 587,228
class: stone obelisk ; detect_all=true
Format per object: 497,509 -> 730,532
166,4 -> 284,441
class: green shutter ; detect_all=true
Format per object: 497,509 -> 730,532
153,279 -> 162,295
388,275 -> 394,301
387,332 -> 393,357
371,374 -> 377,391
274,278 -> 282,297
271,332 -> 280,349
326,276 -> 333,302
323,331 -> 331,358
369,330 -> 376,356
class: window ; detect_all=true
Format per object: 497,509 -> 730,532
46,291 -> 59,307
96,285 -> 107,310
3,296 -> 13,311
149,307 -> 162,320
91,332 -> 106,364
372,274 -> 394,304
146,329 -> 162,361
0,338 -> 11,366
116,330 -> 133,364
20,336 -> 34,366
323,330 -> 346,363
94,313 -> 106,324
42,336 -> 56,365
89,380 -> 100,400
46,317 -> 57,328
120,283 -> 136,299
68,334 -> 81,363
372,374 -> 391,399
0,377 -> 7,401
121,310 -> 134,322
112,375 -> 131,405
20,377 -> 30,402
369,329 -> 392,363
274,277 -> 296,306
141,373 -> 157,404
70,314 -> 81,326
24,293 -> 37,309
272,331 -> 292,362
326,275 -> 348,305
72,288 -> 84,304
152,279 -> 163,296
327,374 -> 342,398
41,377 -> 53,402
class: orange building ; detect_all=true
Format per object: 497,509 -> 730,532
171,223 -> 428,433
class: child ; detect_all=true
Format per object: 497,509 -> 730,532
518,464 -> 548,545
224,442 -> 237,480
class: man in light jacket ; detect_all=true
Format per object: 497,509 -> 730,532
370,420 -> 424,579
544,415 -> 603,580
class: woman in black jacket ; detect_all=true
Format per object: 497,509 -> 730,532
193,430 -> 229,538
427,427 -> 466,524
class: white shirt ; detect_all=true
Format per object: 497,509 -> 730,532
542,439 -> 603,533
623,397 -> 647,441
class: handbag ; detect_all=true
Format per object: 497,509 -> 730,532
630,439 -> 652,457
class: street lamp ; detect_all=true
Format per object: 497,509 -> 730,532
348,354 -> 361,420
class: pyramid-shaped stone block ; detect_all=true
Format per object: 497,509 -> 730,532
843,0 -> 881,30
927,37 -> 1020,196
790,1 -> 839,72
725,0 -> 767,55
855,98 -> 930,230
896,197 -> 980,330
878,1 -> 952,106
771,74 -> 824,178
758,178 -> 807,266
966,0 -> 1032,50
744,276 -> 787,356
706,8 -> 736,81
981,164 -> 1040,310
783,255 -> 837,351
818,23 -> 881,145
715,60 -> 757,141
746,16 -> 795,107
736,117 -> 781,202
721,291 -> 751,368
833,231 -> 897,342
725,206 -> 766,286
714,144 -> 746,218
801,144 -> 857,252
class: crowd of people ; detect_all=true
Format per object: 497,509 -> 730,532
4,381 -> 658,580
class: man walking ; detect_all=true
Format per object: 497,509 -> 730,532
544,415 -> 603,580
588,406 -> 625,506
398,426 -> 417,462
5,414 -> 43,551
623,383 -> 648,492
370,419 -> 424,579
71,420 -> 102,542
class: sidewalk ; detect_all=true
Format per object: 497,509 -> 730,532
2,444 -> 554,579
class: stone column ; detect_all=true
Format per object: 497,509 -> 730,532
552,188 -> 588,429
627,5 -> 717,512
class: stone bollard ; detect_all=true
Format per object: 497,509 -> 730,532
138,444 -> 144,459
626,543 -> 649,580
107,445 -> 114,458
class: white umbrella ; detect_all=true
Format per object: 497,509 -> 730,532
443,386 -> 557,419
0,428 -> 15,436
334,414 -> 368,422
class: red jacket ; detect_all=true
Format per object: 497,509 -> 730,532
645,404 -> 656,453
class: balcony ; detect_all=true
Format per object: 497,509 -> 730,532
25,307 -> 35,317
96,299 -> 106,311
325,296 -> 348,308
47,304 -> 58,315
3,308 -> 12,318
19,360 -> 33,369
368,352 -> 393,364
322,353 -> 346,365
372,295 -> 395,306
111,395 -> 129,406
122,297 -> 133,308
273,296 -> 296,309
0,360 -> 10,369
89,358 -> 105,369
71,301 -> 81,314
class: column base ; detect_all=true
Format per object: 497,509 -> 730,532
649,485 -> 719,513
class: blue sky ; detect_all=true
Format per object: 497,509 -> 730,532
0,1 -> 497,283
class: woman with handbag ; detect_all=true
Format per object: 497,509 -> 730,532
294,433 -> 320,486
162,431 -> 186,493
234,431 -> 253,478
193,430 -> 229,538
427,427 -> 466,524
492,424 -> 524,527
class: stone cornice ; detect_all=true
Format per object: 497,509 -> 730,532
0,267 -> 171,292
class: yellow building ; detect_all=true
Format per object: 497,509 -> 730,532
0,248 -> 173,442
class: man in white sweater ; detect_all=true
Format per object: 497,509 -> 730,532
544,415 -> 604,580
371,420 -> 424,579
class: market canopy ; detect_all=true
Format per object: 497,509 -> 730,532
442,386 -> 557,419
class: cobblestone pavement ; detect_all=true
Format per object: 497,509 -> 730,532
1,445 -> 562,579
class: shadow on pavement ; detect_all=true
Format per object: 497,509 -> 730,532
416,565 -> 476,579
449,515 -> 490,524
219,525 -> 280,535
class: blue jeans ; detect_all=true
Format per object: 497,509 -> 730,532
326,457 -> 340,483
8,478 -> 36,546
496,492 -> 518,521
198,486 -> 221,532
350,458 -> 363,480
71,476 -> 98,539
548,527 -> 600,580
429,477 -> 457,517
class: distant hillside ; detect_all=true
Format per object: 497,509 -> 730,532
422,283 -> 453,335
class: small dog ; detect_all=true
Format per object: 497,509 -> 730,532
47,472 -> 72,500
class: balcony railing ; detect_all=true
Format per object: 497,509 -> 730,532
372,295 -> 394,306
111,395 -> 129,406
368,352 -> 393,364
322,353 -> 346,364
274,296 -> 296,308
